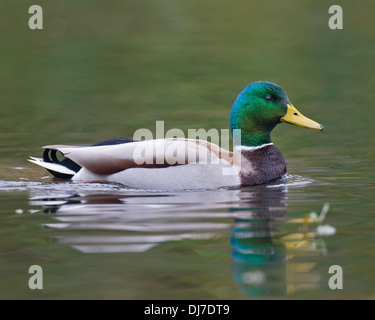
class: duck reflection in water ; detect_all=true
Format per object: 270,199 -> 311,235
231,186 -> 329,298
31,183 -> 330,298
230,187 -> 288,297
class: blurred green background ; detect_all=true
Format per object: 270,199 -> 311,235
1,0 -> 374,165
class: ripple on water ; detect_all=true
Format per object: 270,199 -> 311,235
0,173 -> 331,256
1,171 -> 350,299
0,173 -> 320,194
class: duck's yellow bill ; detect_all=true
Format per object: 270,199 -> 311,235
281,104 -> 324,131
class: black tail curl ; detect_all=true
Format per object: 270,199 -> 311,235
42,149 -> 81,180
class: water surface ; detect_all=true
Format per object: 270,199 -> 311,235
1,0 -> 375,299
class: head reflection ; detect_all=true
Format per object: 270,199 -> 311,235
230,187 -> 287,297
230,186 -> 327,298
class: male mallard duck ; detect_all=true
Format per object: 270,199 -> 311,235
29,81 -> 323,190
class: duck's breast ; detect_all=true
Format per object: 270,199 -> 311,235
239,144 -> 287,186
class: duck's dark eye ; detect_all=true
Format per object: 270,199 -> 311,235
265,95 -> 273,102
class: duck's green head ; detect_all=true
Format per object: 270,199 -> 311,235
230,81 -> 323,147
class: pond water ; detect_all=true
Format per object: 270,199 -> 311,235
1,0 -> 375,299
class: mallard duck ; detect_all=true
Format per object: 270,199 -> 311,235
29,81 -> 323,190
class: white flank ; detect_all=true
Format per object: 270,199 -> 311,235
73,163 -> 241,190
